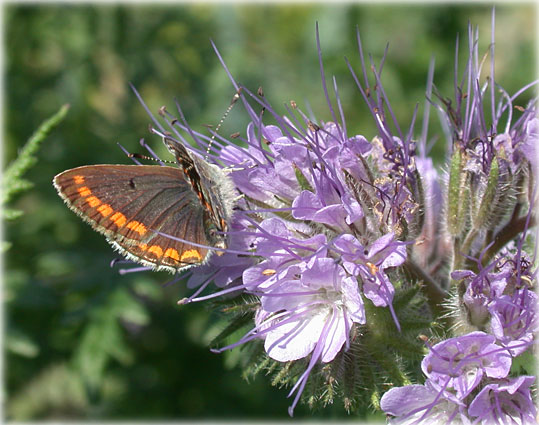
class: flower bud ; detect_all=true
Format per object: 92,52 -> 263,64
447,147 -> 470,237
472,155 -> 499,230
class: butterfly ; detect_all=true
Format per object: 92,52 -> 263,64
53,138 -> 236,273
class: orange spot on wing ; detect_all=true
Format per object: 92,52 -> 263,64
78,186 -> 92,197
148,245 -> 163,258
138,243 -> 148,251
73,175 -> 85,184
86,196 -> 101,207
126,220 -> 147,235
110,212 -> 127,227
180,249 -> 203,263
164,248 -> 180,261
97,204 -> 113,217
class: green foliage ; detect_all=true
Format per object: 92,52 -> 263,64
2,104 -> 69,244
4,104 -> 69,201
73,287 -> 139,397
8,363 -> 88,420
447,147 -> 466,237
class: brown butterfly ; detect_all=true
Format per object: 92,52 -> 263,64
53,138 -> 236,273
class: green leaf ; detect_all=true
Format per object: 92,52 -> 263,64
4,178 -> 34,199
242,349 -> 271,380
3,104 -> 70,204
109,287 -> 150,326
370,389 -> 381,411
73,310 -> 116,394
368,345 -> 411,387
7,363 -> 87,420
132,277 -> 164,301
392,285 -> 421,310
3,208 -> 24,221
6,326 -> 40,358
209,313 -> 253,347
72,288 -> 136,395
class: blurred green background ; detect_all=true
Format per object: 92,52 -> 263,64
5,3 -> 535,421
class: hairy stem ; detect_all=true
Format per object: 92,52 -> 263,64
403,259 -> 447,317
481,214 -> 536,266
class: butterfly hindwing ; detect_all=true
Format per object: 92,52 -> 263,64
53,164 -> 210,272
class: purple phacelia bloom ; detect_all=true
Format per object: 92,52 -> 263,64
382,330 -> 533,424
468,376 -> 537,425
380,381 -> 470,425
451,264 -> 509,330
520,118 -> 539,170
333,233 -> 406,328
413,157 -> 445,266
451,249 -> 537,358
488,288 -> 537,356
255,256 -> 365,363
422,332 -> 512,399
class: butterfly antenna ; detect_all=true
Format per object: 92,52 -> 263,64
128,153 -> 176,164
206,88 -> 242,158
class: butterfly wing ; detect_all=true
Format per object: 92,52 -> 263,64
53,164 -> 210,272
163,138 -> 236,247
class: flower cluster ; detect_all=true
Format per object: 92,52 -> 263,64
126,10 -> 537,421
378,14 -> 538,425
381,257 -> 538,425
204,119 -> 412,414
380,331 -> 536,424
453,251 -> 537,356
381,243 -> 538,424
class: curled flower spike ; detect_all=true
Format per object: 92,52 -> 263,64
380,9 -> 537,424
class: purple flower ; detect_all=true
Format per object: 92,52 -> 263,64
451,251 -> 537,358
489,288 -> 537,356
380,381 -> 470,425
468,376 -> 537,425
382,331 -> 534,425
519,118 -> 539,170
451,265 -> 509,330
255,256 -> 365,362
333,233 -> 406,326
421,332 -> 512,399
246,254 -> 366,416
128,8 -> 537,418
292,189 -> 354,229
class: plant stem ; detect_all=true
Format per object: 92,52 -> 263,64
481,214 -> 535,266
403,259 -> 447,317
